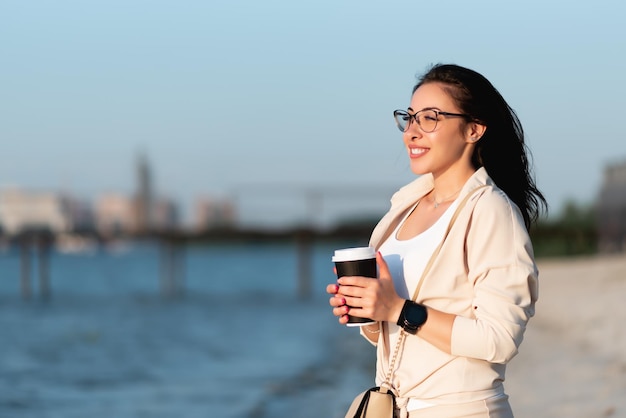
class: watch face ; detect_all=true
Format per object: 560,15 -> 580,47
405,303 -> 427,328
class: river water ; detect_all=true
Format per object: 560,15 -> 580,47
0,240 -> 376,417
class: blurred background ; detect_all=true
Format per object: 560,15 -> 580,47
1,1 -> 625,417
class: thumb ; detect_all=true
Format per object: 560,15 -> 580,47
376,251 -> 392,280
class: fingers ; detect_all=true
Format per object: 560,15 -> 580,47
326,283 -> 339,295
329,295 -> 346,307
330,295 -> 350,323
337,275 -> 375,288
331,283 -> 367,301
332,304 -> 349,318
327,280 -> 352,323
327,271 -> 375,324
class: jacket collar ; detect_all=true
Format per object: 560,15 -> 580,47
369,167 -> 491,249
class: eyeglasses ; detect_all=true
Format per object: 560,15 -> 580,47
393,109 -> 471,133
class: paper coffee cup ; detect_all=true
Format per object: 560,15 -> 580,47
332,247 -> 377,326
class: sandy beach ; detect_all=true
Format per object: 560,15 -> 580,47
506,254 -> 626,417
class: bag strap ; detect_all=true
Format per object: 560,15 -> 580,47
408,185 -> 487,301
381,185 -> 488,389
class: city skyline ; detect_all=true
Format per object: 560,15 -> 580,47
0,152 -> 238,236
0,149 -> 402,229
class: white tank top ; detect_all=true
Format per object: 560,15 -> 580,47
379,198 -> 460,299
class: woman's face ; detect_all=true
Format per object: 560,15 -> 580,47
402,82 -> 476,177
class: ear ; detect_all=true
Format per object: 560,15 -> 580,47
465,122 -> 487,143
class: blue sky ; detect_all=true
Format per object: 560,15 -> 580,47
2,1 -> 625,226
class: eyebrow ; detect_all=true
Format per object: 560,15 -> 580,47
407,106 -> 439,113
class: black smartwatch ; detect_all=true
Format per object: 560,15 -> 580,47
396,300 -> 428,334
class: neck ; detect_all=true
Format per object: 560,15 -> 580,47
430,167 -> 476,207
430,186 -> 463,208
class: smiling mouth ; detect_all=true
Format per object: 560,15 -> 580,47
409,147 -> 428,156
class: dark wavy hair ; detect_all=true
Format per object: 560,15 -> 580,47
413,63 -> 547,229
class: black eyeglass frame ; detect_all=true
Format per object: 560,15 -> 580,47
393,109 -> 473,133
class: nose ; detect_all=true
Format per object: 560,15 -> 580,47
404,118 -> 423,140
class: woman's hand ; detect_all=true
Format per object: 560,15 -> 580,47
326,252 -> 405,324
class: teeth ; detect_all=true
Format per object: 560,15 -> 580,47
410,148 -> 426,155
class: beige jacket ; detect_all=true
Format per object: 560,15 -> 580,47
367,167 -> 538,404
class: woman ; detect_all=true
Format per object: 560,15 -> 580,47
327,64 -> 547,417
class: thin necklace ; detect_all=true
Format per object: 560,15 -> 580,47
431,186 -> 463,208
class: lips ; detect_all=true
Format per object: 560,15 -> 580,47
408,147 -> 428,158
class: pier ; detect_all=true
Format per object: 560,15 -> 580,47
14,229 -> 54,300
3,223 -> 375,301
1,183 -> 393,301
153,223 -> 374,300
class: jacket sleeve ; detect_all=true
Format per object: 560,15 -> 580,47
450,189 -> 538,364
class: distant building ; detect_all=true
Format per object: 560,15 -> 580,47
596,160 -> 626,252
151,197 -> 179,231
63,196 -> 96,232
0,188 -> 70,235
135,152 -> 153,233
194,197 -> 236,230
94,193 -> 137,236
93,193 -> 179,236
